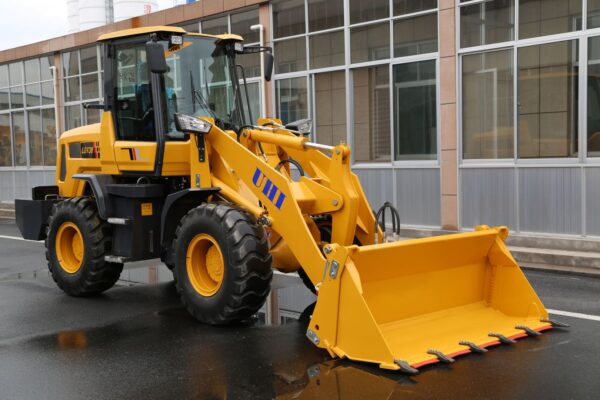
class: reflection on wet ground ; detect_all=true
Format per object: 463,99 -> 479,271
5,260 -> 317,326
2,260 -> 600,399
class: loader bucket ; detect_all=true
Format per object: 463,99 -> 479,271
307,227 -> 553,372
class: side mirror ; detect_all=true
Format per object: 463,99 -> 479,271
264,52 -> 274,82
146,41 -> 168,74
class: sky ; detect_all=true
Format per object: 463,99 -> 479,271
0,0 -> 176,51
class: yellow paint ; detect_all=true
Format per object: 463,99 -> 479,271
141,203 -> 153,216
98,26 -> 243,43
50,27 -> 552,371
186,233 -> 224,297
55,222 -> 84,274
308,228 -> 551,370
97,26 -> 186,41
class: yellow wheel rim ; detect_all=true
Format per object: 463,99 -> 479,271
55,222 -> 84,274
186,233 -> 225,297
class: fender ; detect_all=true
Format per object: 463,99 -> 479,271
72,174 -> 115,219
160,187 -> 220,264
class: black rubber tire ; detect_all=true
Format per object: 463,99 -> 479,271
45,197 -> 123,296
173,203 -> 273,324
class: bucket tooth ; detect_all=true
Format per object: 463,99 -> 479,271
459,341 -> 488,353
488,332 -> 516,344
394,359 -> 419,375
515,325 -> 542,336
541,318 -> 570,328
427,349 -> 455,363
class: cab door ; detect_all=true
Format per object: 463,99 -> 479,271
112,40 -> 158,172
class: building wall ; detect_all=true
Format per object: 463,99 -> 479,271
2,0 -> 600,238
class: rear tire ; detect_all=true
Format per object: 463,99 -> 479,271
173,203 -> 272,324
45,197 -> 123,296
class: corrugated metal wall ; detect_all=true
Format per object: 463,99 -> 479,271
0,170 -> 55,203
354,167 -> 441,228
461,167 -> 599,237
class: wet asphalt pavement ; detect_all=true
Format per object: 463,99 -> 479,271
1,219 -> 599,399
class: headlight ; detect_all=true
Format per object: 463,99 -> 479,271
174,113 -> 212,134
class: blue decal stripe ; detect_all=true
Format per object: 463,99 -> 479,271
262,180 -> 272,196
252,168 -> 262,186
275,193 -> 286,209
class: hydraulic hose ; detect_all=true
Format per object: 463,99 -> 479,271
374,202 -> 401,244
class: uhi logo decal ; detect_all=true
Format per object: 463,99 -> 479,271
252,168 -> 286,209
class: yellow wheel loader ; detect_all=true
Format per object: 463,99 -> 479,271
15,26 -> 566,373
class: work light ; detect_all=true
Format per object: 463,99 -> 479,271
174,113 -> 212,134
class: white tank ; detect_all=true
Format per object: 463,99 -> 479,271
79,0 -> 110,31
67,0 -> 80,33
113,0 -> 159,22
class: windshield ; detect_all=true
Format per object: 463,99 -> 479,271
162,35 -> 250,134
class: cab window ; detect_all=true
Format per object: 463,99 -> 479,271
114,44 -> 155,141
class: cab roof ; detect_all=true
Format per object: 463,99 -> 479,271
97,26 -> 243,42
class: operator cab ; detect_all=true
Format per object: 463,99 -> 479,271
96,26 -> 273,175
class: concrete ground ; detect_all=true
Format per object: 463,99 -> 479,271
1,219 -> 599,399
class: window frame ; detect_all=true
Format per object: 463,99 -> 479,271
0,54 -> 56,170
271,0 -> 440,167
456,0 -> 600,166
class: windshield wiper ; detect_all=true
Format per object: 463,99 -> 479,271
189,69 -> 219,122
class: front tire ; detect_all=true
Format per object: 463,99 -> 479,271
173,203 -> 272,324
45,197 -> 123,296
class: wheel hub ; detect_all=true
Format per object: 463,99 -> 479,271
186,233 -> 225,296
55,222 -> 84,273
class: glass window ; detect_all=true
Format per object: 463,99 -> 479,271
587,36 -> 600,156
351,22 -> 390,63
231,9 -> 260,43
590,0 -> 600,28
272,0 -> 305,38
518,41 -> 578,158
241,81 -> 261,123
24,59 -> 40,83
64,77 -> 81,102
462,49 -> 514,159
394,13 -> 438,57
350,0 -> 389,24
62,51 -> 79,77
237,51 -> 261,78
310,30 -> 345,69
276,77 -> 308,123
460,0 -> 514,48
519,0 -> 581,40
314,71 -> 346,146
25,83 -> 41,107
41,81 -> 54,105
9,62 -> 23,86
394,0 -> 437,16
0,87 -> 8,110
181,21 -> 200,33
10,85 -> 24,109
42,108 -> 56,166
0,114 -> 11,166
85,108 -> 101,125
80,46 -> 98,74
82,74 -> 99,100
65,104 -> 82,131
28,110 -> 42,166
393,60 -> 437,160
274,37 -> 307,73
0,65 -> 8,88
308,0 -> 344,32
12,112 -> 26,166
201,16 -> 229,35
353,66 -> 390,162
115,44 -> 155,140
40,56 -> 53,81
